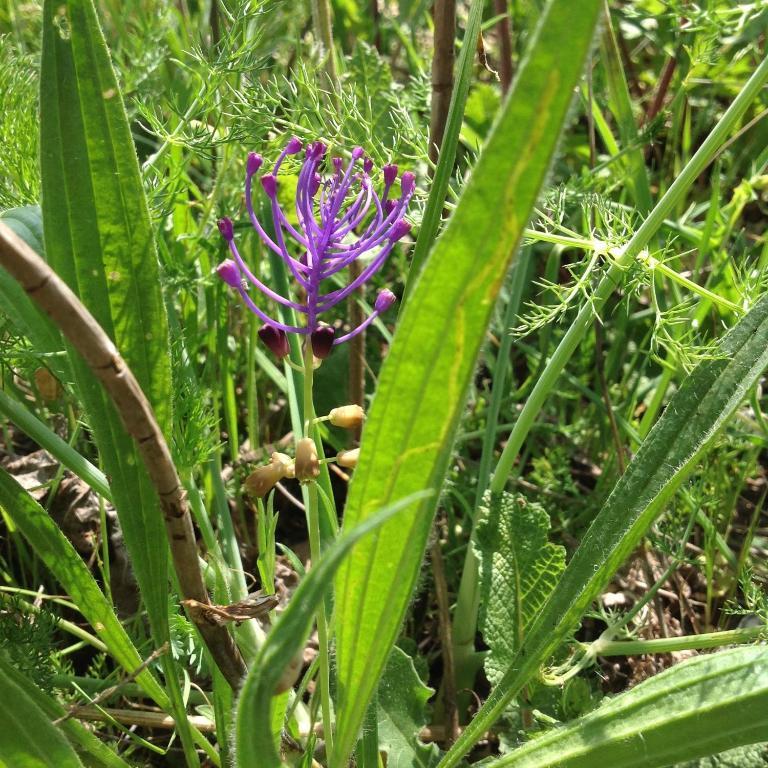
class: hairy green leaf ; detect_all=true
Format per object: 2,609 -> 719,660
475,493 -> 565,687
377,646 -> 441,768
441,292 -> 768,767
333,2 -> 602,761
488,646 -> 768,768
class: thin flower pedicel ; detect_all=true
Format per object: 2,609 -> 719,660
216,137 -> 414,358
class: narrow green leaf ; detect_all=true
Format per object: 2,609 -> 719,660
441,292 -> 768,767
0,657 -> 131,768
235,492 -> 431,768
488,646 -> 768,768
39,0 -> 171,644
333,2 -> 602,761
0,467 -> 167,708
377,646 -> 441,768
475,493 -> 565,688
0,657 -> 84,768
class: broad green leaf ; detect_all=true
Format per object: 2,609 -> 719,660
0,657 -> 131,768
333,1 -> 602,761
0,206 -> 70,382
487,646 -> 768,768
377,646 -> 441,768
475,493 -> 565,688
441,292 -> 768,767
40,0 -> 171,644
0,657 -> 84,768
674,744 -> 768,768
235,493 -> 430,768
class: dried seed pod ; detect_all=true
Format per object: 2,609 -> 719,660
295,437 -> 320,483
336,448 -> 359,469
328,404 -> 365,429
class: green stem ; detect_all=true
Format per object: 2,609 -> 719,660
303,343 -> 335,763
491,52 -> 768,495
593,625 -> 766,656
310,0 -> 339,88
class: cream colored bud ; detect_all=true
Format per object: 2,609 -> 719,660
245,453 -> 292,498
336,448 -> 360,469
295,437 -> 320,483
328,404 -> 365,429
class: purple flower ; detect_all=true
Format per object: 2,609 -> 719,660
216,137 -> 414,356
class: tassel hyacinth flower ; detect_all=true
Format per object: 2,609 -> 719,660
216,137 -> 414,358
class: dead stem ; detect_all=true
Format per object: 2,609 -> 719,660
429,0 -> 457,165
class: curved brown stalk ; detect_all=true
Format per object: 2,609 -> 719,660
429,0 -> 457,164
0,222 -> 246,689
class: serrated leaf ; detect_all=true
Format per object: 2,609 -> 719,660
475,493 -> 565,687
377,647 -> 441,768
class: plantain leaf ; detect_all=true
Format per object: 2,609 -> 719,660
487,646 -> 768,768
39,0 -> 171,645
332,1 -> 603,760
475,493 -> 565,688
441,292 -> 768,767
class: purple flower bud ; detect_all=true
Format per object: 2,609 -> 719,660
261,174 -> 278,198
332,157 -> 343,173
285,136 -> 302,154
400,171 -> 415,196
375,288 -> 397,313
390,220 -> 411,242
384,200 -> 396,215
351,146 -> 364,159
383,164 -> 398,186
258,324 -> 290,358
217,217 -> 234,241
247,152 -> 263,176
311,325 -> 335,359
309,173 -> 322,196
363,157 -> 373,174
216,259 -> 241,287
308,141 -> 327,160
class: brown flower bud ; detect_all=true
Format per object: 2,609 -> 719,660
295,437 -> 320,483
33,368 -> 61,402
336,448 -> 359,469
328,404 -> 365,430
245,454 -> 289,498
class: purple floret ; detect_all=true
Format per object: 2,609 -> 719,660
218,137 -> 415,357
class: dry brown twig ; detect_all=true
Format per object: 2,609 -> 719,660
0,222 -> 246,689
